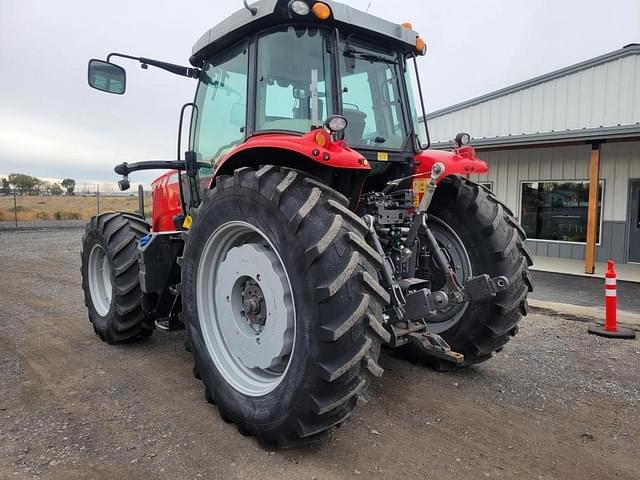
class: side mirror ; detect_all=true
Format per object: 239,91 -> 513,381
88,59 -> 126,94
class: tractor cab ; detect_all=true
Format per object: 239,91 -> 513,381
188,0 -> 429,174
88,0 -> 434,216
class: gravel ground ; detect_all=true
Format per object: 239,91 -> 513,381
1,229 -> 639,480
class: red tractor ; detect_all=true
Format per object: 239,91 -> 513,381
81,0 -> 532,447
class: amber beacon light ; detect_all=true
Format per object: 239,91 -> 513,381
312,2 -> 331,20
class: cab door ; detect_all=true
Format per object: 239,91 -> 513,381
191,39 -> 249,178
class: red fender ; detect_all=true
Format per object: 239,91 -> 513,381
414,146 -> 488,178
150,131 -> 371,232
209,129 -> 370,186
412,146 -> 488,206
151,170 -> 182,232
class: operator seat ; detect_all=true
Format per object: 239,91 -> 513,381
342,108 -> 367,145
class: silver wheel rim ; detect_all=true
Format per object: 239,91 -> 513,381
423,216 -> 472,334
196,221 -> 295,397
88,244 -> 112,316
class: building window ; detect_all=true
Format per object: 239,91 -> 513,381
520,181 -> 603,243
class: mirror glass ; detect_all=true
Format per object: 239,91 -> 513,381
88,59 -> 126,94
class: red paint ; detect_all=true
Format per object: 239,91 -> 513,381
210,130 -> 370,185
151,170 -> 182,232
150,131 -> 371,231
411,148 -> 489,205
605,260 -> 618,331
413,148 -> 488,180
149,135 -> 489,232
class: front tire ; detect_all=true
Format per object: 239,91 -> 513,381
181,166 -> 389,447
81,212 -> 153,344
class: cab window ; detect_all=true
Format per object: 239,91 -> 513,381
256,26 -> 333,133
193,41 -> 249,167
339,38 -> 408,150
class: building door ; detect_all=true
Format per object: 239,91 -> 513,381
629,180 -> 640,263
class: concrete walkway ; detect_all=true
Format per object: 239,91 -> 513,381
531,255 -> 640,283
529,270 -> 640,329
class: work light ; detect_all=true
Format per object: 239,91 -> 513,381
455,132 -> 471,147
324,115 -> 348,133
289,0 -> 310,15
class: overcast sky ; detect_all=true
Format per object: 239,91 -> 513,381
1,0 -> 638,185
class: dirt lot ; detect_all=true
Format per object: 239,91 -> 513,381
1,229 -> 639,480
0,195 -> 151,222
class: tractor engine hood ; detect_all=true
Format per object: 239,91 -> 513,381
190,0 -> 422,66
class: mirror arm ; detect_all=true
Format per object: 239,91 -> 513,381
114,160 -> 210,176
106,52 -> 201,79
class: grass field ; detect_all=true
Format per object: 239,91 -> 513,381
0,195 -> 152,221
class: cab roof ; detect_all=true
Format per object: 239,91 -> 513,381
190,0 -> 420,66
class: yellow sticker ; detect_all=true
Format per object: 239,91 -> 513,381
413,178 -> 426,193
413,179 -> 427,208
182,215 -> 193,230
377,151 -> 389,161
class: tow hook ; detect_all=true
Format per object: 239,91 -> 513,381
407,331 -> 465,364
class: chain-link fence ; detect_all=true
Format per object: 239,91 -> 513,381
0,185 -> 151,230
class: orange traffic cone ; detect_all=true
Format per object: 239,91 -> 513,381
588,260 -> 636,339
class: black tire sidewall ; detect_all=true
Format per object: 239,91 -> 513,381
428,179 -> 523,346
81,213 -> 151,343
81,223 -> 114,330
182,185 -> 318,429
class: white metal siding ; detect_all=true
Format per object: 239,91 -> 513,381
426,53 -> 640,144
468,141 -> 640,262
600,142 -> 640,221
470,142 -> 640,222
470,144 -> 593,218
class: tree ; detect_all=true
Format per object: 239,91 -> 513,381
0,177 -> 9,195
50,182 -> 63,195
61,178 -> 76,195
8,173 -> 39,194
34,179 -> 48,195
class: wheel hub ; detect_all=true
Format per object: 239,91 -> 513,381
241,279 -> 266,333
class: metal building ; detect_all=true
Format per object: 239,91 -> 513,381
422,44 -> 640,272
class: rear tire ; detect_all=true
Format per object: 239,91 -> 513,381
81,212 -> 153,344
181,166 -> 388,447
401,176 -> 533,367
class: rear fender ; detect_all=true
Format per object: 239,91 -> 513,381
412,147 -> 489,206
211,131 -> 371,206
414,147 -> 488,179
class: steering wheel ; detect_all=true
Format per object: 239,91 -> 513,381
342,102 -> 360,111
